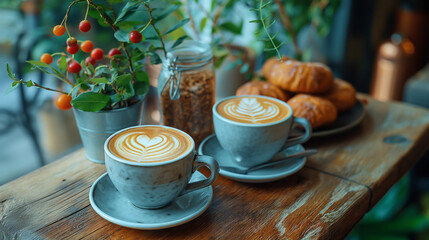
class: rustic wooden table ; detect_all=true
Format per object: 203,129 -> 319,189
1,96 -> 429,239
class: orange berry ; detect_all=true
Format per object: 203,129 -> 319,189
81,40 -> 94,53
53,25 -> 65,36
40,53 -> 53,64
56,94 -> 72,110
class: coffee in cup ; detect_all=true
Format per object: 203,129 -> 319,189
105,125 -> 219,209
213,95 -> 312,167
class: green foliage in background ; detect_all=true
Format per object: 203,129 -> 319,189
248,0 -> 342,60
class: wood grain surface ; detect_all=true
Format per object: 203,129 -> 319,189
1,96 -> 429,239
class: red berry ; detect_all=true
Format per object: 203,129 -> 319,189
85,57 -> 96,66
66,37 -> 78,47
67,45 -> 79,55
91,48 -> 104,61
53,25 -> 65,36
129,30 -> 142,43
108,48 -> 122,58
80,40 -> 94,53
68,62 -> 82,73
40,53 -> 53,64
79,20 -> 91,32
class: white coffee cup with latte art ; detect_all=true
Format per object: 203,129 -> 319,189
213,95 -> 312,167
104,125 -> 219,209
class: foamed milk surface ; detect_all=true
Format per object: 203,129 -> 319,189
216,96 -> 290,124
108,126 -> 192,163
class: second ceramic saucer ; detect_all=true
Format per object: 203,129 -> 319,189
198,134 -> 307,183
89,172 -> 213,230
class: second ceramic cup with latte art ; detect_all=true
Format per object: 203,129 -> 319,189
104,125 -> 219,209
213,95 -> 312,167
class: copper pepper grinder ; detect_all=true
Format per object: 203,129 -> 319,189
370,33 -> 416,101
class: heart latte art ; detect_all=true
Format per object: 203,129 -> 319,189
108,126 -> 193,163
216,96 -> 290,124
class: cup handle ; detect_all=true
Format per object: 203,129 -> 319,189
181,155 -> 219,195
282,117 -> 312,149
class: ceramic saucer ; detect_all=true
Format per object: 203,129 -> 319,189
89,172 -> 213,230
198,134 -> 306,183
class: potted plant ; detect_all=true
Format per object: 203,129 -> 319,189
5,0 -> 186,163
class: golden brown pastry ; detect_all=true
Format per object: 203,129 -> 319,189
287,94 -> 337,129
318,78 -> 357,112
262,57 -> 334,93
236,80 -> 290,102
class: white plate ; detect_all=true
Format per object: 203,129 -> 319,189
198,134 -> 306,183
89,172 -> 213,230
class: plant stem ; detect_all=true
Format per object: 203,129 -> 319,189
273,0 -> 301,58
86,1 -> 135,76
62,0 -> 86,38
20,80 -> 68,94
259,0 -> 282,59
139,0 -> 167,59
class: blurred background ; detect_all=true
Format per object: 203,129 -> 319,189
0,0 -> 428,238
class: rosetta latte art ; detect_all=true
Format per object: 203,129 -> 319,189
217,97 -> 290,124
108,127 -> 192,163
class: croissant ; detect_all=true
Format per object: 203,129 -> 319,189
287,94 -> 337,129
236,80 -> 290,102
317,78 -> 357,112
263,57 -> 334,94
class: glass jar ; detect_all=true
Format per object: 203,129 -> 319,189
158,40 -> 215,145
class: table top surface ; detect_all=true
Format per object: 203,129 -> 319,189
1,96 -> 429,239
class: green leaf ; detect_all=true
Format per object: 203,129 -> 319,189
133,81 -> 149,95
95,66 -> 111,77
114,73 -> 132,87
200,17 -> 208,32
4,81 -> 21,95
107,0 -> 123,4
163,18 -> 189,36
116,20 -> 141,30
71,92 -> 110,112
171,35 -> 188,49
114,2 -> 139,24
135,71 -> 149,82
154,4 -> 180,21
27,60 -> 64,79
58,56 -> 67,72
210,0 -> 216,11
219,21 -> 243,35
114,29 -> 130,42
26,80 -> 34,87
91,78 -> 109,84
6,64 -> 16,79
80,84 -> 90,91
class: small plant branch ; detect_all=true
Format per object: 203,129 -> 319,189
62,0 -> 86,38
18,80 -> 68,94
84,0 -> 90,20
139,0 -> 167,58
258,0 -> 282,59
86,0 -> 135,75
273,0 -> 301,58
110,82 -> 121,95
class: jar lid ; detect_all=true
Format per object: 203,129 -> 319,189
167,40 -> 213,66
